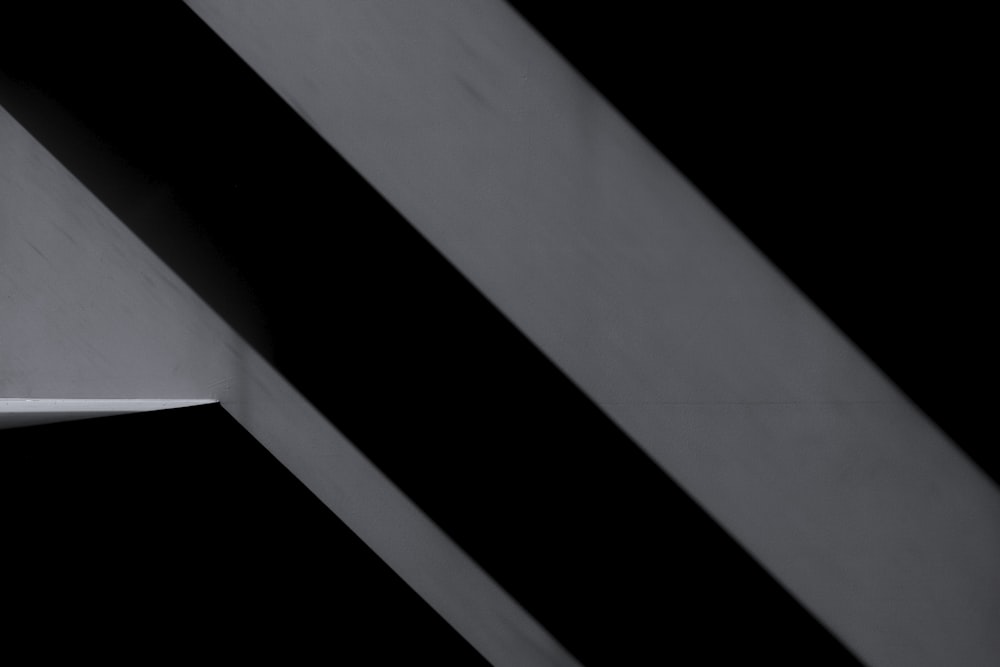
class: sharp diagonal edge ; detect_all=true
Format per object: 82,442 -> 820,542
0,105 -> 580,667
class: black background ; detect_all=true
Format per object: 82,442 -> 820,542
1,2 -> 991,664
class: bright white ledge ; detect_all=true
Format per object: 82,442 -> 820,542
0,399 -> 217,429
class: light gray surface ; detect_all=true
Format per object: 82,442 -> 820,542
179,2 -> 1000,665
0,106 -> 578,667
0,398 -> 215,429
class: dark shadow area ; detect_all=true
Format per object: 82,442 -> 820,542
0,405 -> 489,664
0,2 -> 873,663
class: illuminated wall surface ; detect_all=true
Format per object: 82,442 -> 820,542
2,3 -> 995,665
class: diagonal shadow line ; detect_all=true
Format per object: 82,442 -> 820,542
0,4 -> 861,665
0,102 -> 574,667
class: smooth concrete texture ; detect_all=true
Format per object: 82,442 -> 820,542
0,107 -> 577,667
0,398 -> 215,429
179,2 -> 1000,665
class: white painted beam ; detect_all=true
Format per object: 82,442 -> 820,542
0,106 -> 577,667
178,2 -> 1000,665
